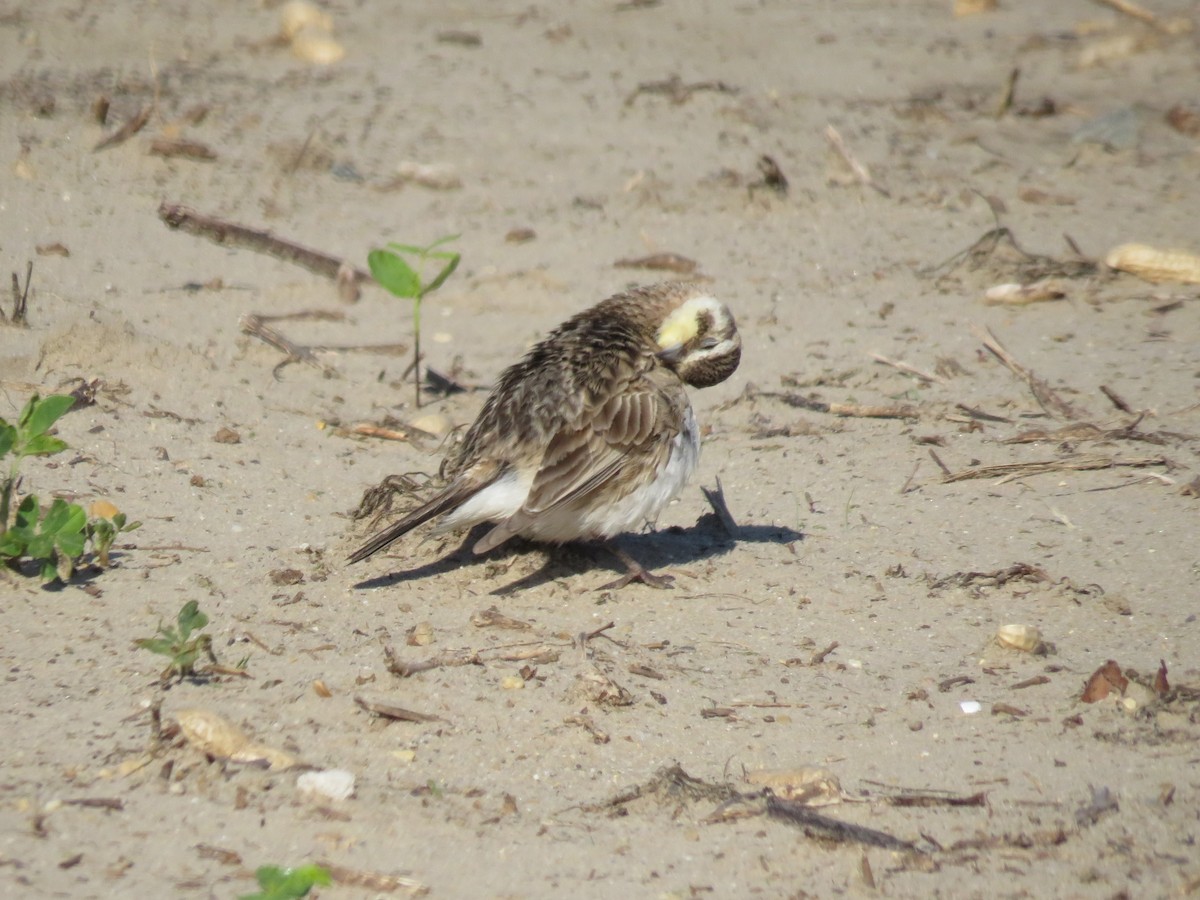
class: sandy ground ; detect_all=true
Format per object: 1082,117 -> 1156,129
2,1 -> 1199,897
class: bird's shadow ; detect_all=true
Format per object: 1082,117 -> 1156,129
350,513 -> 803,595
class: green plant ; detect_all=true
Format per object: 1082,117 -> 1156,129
1,394 -> 84,581
367,235 -> 461,409
1,394 -> 142,582
239,864 -> 331,900
134,600 -> 217,681
87,504 -> 141,568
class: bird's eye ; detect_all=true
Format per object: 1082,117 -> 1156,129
699,337 -> 719,350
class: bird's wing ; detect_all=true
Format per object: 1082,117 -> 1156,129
525,383 -> 678,513
471,368 -> 688,554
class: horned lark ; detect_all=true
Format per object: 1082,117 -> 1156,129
348,281 -> 741,588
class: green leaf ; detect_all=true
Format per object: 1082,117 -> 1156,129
383,242 -> 426,255
40,498 -> 79,533
0,423 -> 16,457
26,531 -> 55,561
368,249 -> 421,298
23,395 -> 75,440
0,531 -> 26,557
57,526 -> 87,558
134,637 -> 177,656
14,494 -> 38,526
423,233 -> 461,252
423,252 -> 460,295
176,600 -> 208,640
15,394 -> 39,430
19,435 -> 68,458
240,864 -> 332,900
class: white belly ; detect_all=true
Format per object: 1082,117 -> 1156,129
520,406 -> 701,543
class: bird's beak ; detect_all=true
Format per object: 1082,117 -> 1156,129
656,343 -> 685,364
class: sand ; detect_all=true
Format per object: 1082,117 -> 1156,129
1,1 -> 1198,897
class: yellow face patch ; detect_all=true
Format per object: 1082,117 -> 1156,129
656,299 -> 707,349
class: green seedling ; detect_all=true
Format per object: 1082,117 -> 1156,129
239,864 -> 331,900
1,393 -> 143,582
134,600 -> 218,681
87,508 -> 141,568
367,235 -> 460,410
0,393 -> 83,581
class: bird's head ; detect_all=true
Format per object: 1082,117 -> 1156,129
655,293 -> 742,388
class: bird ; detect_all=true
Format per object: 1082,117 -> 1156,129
347,281 -> 742,588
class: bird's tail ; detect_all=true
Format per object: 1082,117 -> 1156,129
346,471 -> 499,564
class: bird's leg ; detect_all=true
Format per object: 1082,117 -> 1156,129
595,542 -> 675,590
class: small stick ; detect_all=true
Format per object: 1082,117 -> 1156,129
995,67 -> 1019,118
564,713 -> 611,744
899,459 -> 922,494
824,125 -> 890,198
148,138 -> 216,160
94,105 -> 152,151
928,449 -> 952,477
578,622 -> 617,646
158,202 -> 372,285
810,641 -> 839,666
354,695 -> 442,723
628,663 -> 665,680
63,798 -> 124,811
974,325 -> 1081,420
239,313 -> 337,378
318,861 -> 429,895
1092,0 -> 1171,31
342,423 -> 412,442
614,253 -> 699,275
7,261 -> 32,325
624,74 -> 737,107
383,644 -> 481,677
490,647 -> 560,664
954,402 -> 1012,424
770,392 -> 919,420
1012,675 -> 1051,690
1099,384 -> 1133,414
700,476 -> 739,537
869,353 -> 944,384
471,606 -> 533,630
942,455 -> 1168,483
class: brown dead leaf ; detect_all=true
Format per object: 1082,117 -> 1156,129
1153,659 -> 1170,695
1081,660 -> 1128,703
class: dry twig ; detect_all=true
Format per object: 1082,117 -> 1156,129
974,325 -> 1081,419
769,391 -> 920,420
870,353 -> 944,384
94,105 -> 151,151
158,202 -> 371,286
239,313 -> 337,378
354,695 -> 442,723
942,454 -> 1169,484
824,125 -> 890,198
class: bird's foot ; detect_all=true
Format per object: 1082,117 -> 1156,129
596,544 -> 675,591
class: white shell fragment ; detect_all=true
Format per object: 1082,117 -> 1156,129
297,768 -> 356,801
1105,243 -> 1200,284
291,29 -> 346,65
279,1 -> 333,40
959,700 -> 983,715
996,624 -> 1043,653
175,708 -> 299,771
984,279 -> 1067,305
